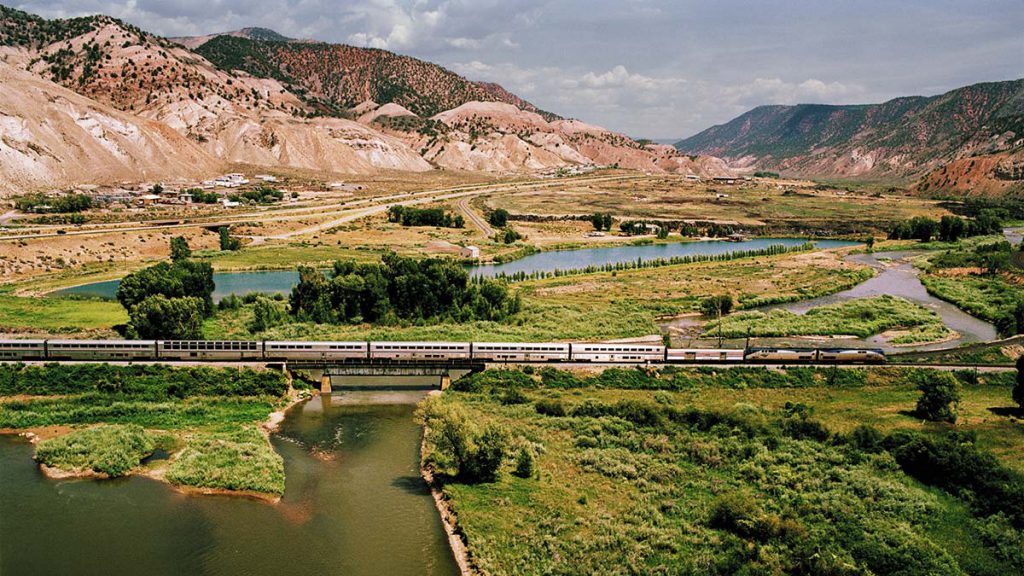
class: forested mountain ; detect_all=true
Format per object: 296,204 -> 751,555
192,34 -> 557,119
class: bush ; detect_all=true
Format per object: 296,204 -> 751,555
512,446 -> 536,478
1015,356 -> 1024,412
488,208 -> 509,227
700,294 -> 734,317
34,424 -> 156,477
534,398 -> 566,416
914,371 -> 962,423
166,427 -> 284,495
417,397 -> 509,483
128,295 -> 204,339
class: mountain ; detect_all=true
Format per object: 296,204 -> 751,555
190,34 -> 559,119
0,59 -> 220,195
171,27 -> 295,50
0,5 -> 727,193
676,79 -> 1024,191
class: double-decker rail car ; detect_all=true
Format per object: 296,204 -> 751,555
47,339 -> 156,360
472,342 -> 571,362
158,340 -> 261,361
666,348 -> 745,363
817,348 -> 886,364
744,347 -> 819,363
0,340 -> 47,360
370,341 -> 472,360
264,341 -> 368,361
572,343 -> 665,363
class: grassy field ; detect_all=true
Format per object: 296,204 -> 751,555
482,176 -> 947,229
0,364 -> 291,496
426,366 -> 1023,575
204,249 -> 874,342
703,295 -> 952,344
0,289 -> 126,335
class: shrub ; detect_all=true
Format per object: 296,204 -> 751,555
1015,356 -> 1024,412
913,371 -> 962,423
488,208 -> 509,227
417,397 -> 509,483
700,294 -> 734,317
534,398 -> 566,416
128,295 -> 204,339
512,446 -> 536,479
34,424 -> 156,477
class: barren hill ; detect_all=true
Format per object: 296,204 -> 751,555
0,58 -> 219,195
676,79 -> 1024,191
0,5 -> 728,191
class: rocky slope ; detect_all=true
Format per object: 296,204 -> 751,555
676,79 -> 1024,189
0,6 -> 726,193
0,57 -> 219,195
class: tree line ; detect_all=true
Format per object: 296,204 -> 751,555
388,205 -> 464,228
289,252 -> 520,324
888,212 -> 1003,242
481,242 -> 815,284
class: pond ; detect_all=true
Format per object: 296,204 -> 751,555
52,238 -> 859,301
0,388 -> 459,576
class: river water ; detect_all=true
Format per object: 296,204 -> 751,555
52,238 -> 858,301
0,389 -> 458,576
666,250 -> 999,352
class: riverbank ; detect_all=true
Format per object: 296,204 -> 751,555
426,366 -> 1024,574
0,363 -> 295,499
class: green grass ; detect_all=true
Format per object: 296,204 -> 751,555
205,250 -> 875,341
703,295 -> 951,344
196,243 -> 383,271
921,274 -> 1021,325
34,424 -> 168,477
1,363 -> 290,496
0,293 -> 126,333
166,426 -> 285,495
429,367 -> 1023,575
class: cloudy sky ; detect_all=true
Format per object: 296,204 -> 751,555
14,0 -> 1024,139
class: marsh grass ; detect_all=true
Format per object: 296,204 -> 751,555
704,295 -> 950,343
34,424 -> 168,477
166,427 -> 285,495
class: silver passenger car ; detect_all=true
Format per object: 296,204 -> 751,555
666,348 -> 745,363
264,341 -> 368,361
571,343 -> 665,363
472,342 -> 571,362
0,339 -> 47,360
47,339 -> 156,360
369,341 -> 471,360
157,340 -> 261,361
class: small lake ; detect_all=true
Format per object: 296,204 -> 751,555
53,238 -> 859,301
0,388 -> 459,576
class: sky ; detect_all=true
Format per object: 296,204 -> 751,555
13,0 -> 1024,139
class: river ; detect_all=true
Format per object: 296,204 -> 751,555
0,388 -> 459,576
666,250 -> 999,352
52,238 -> 858,301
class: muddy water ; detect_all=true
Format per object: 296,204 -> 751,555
0,389 -> 458,576
667,250 -> 998,352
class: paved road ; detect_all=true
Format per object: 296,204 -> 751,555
0,174 -> 642,242
457,197 -> 495,237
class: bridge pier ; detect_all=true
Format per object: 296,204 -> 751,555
440,374 -> 451,390
320,373 -> 332,394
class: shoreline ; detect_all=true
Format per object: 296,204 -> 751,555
419,403 -> 474,576
3,389 -> 310,502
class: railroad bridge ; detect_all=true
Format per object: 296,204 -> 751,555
282,359 -> 486,393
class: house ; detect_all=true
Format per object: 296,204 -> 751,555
712,176 -> 738,185
255,175 -> 278,183
459,245 -> 481,259
137,194 -> 161,206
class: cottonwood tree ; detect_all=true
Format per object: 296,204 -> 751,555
914,371 -> 962,423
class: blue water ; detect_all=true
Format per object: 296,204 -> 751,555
53,238 -> 858,302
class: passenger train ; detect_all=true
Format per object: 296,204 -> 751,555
0,339 -> 886,364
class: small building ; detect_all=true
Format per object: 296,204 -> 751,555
137,194 -> 161,206
459,245 -> 481,259
255,175 -> 278,183
685,174 -> 700,181
712,176 -> 738,185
